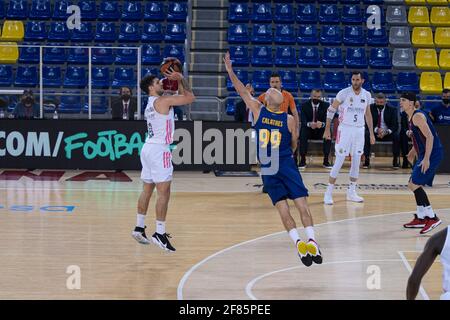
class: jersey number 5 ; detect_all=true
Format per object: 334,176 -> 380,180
259,129 -> 281,149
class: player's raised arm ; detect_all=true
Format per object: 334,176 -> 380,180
323,98 -> 340,140
157,71 -> 195,111
223,52 -> 261,119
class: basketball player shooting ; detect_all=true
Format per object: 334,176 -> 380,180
131,68 -> 195,252
224,52 -> 322,267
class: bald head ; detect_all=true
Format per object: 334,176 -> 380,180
265,88 -> 283,108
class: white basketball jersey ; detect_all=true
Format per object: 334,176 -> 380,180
441,227 -> 450,293
144,96 -> 175,145
336,87 -> 371,127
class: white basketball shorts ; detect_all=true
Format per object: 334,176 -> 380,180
140,143 -> 173,184
335,123 -> 365,157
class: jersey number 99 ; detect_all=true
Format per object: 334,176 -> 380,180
259,129 -> 281,149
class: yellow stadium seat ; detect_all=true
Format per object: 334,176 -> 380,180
408,6 -> 430,26
416,49 -> 439,69
420,72 -> 443,94
0,21 -> 24,41
427,0 -> 448,4
0,42 -> 19,64
444,73 -> 450,89
440,49 -> 450,70
412,27 -> 434,47
431,7 -> 450,27
406,0 -> 427,4
435,27 -> 450,48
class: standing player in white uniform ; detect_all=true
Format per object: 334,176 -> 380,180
323,71 -> 375,204
132,72 -> 195,252
407,226 -> 450,300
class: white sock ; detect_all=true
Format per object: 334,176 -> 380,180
349,181 -> 357,192
424,206 -> 436,218
416,206 -> 425,219
137,214 -> 146,228
288,228 -> 300,244
156,220 -> 166,235
305,226 -> 315,241
326,183 -> 334,193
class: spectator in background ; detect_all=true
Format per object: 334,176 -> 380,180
429,89 -> 450,125
111,86 -> 137,120
298,89 -> 332,169
363,93 -> 400,169
234,83 -> 255,122
13,90 -> 40,119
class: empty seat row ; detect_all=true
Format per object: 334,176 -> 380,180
229,24 -> 388,45
389,26 -> 450,47
0,1 -> 187,22
408,6 -> 450,26
230,46 -> 393,68
229,3 -> 385,24
0,20 -> 24,41
22,21 -> 186,43
405,0 -> 449,4
415,48 -> 450,70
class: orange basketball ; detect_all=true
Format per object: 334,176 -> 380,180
160,57 -> 182,74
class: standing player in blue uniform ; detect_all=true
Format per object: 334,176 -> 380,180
401,92 -> 444,234
224,52 -> 322,267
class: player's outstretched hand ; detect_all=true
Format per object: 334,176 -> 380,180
164,70 -> 183,81
223,52 -> 233,73
419,157 -> 430,174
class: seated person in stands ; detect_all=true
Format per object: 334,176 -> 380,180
298,89 -> 332,169
429,89 -> 450,125
13,90 -> 40,119
363,93 -> 400,169
234,83 -> 255,122
111,86 -> 137,120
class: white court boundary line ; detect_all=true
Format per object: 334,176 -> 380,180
398,251 -> 431,300
177,209 -> 449,300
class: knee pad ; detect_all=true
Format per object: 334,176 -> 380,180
330,154 -> 346,179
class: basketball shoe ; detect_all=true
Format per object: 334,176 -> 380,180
132,226 -> 151,245
347,189 -> 364,203
152,232 -> 176,252
296,240 -> 312,267
420,216 -> 442,234
306,239 -> 323,264
324,191 -> 334,205
403,214 -> 426,229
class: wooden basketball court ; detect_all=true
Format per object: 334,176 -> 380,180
0,159 -> 449,299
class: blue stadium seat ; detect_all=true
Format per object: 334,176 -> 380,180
252,70 -> 272,91
424,96 -> 443,112
348,72 -> 371,91
122,1 -> 143,21
19,45 -> 40,63
79,1 -> 97,20
14,66 -> 38,87
279,70 -> 297,92
251,24 -> 272,44
115,47 -> 137,65
251,46 -> 273,67
369,48 -> 392,69
83,95 -> 109,115
275,24 -> 295,44
341,0 -> 360,3
297,24 -> 318,45
59,95 -> 83,114
92,45 -> 114,65
372,72 -> 396,93
296,4 -> 317,23
119,23 -> 140,42
324,72 -> 347,93
299,70 -> 322,91
322,47 -> 344,68
319,4 -> 340,24
53,0 -> 71,20
163,45 -> 185,63
228,24 -> 249,44
142,23 -> 164,42
367,28 -> 388,46
167,2 -> 187,22
67,47 -> 88,64
226,95 -> 237,116
71,22 -> 94,42
144,2 -> 165,21
345,48 -> 368,68
229,3 -> 250,22
7,0 -> 28,19
24,21 -> 47,41
142,44 -> 162,65
363,0 -> 384,5
252,3 -> 272,23
298,47 -> 320,67
141,67 -> 159,78
48,21 -> 70,41
396,72 -> 419,93
91,67 -> 110,89
98,1 -> 120,21
274,3 -> 294,24
342,5 -> 363,24
0,65 -> 13,86
29,0 -> 51,20
229,46 -> 250,67
343,25 -> 365,46
112,68 -> 135,89
43,66 -> 62,88
165,23 -> 186,43
275,47 -> 296,67
320,25 -> 342,45
44,45 -> 67,64
95,22 -> 117,42
64,66 -> 87,89
227,69 -> 249,91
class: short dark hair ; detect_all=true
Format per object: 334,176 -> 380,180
270,73 -> 281,80
140,75 -> 158,95
443,89 -> 450,94
351,71 -> 363,79
120,86 -> 133,95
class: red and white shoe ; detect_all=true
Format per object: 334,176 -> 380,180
403,214 -> 426,229
420,216 -> 442,234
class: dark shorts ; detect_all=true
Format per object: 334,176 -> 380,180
410,149 -> 443,187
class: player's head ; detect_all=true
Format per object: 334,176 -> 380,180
265,87 -> 283,108
269,73 -> 282,91
140,75 -> 163,96
350,71 -> 364,91
400,92 -> 417,112
443,88 -> 450,106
